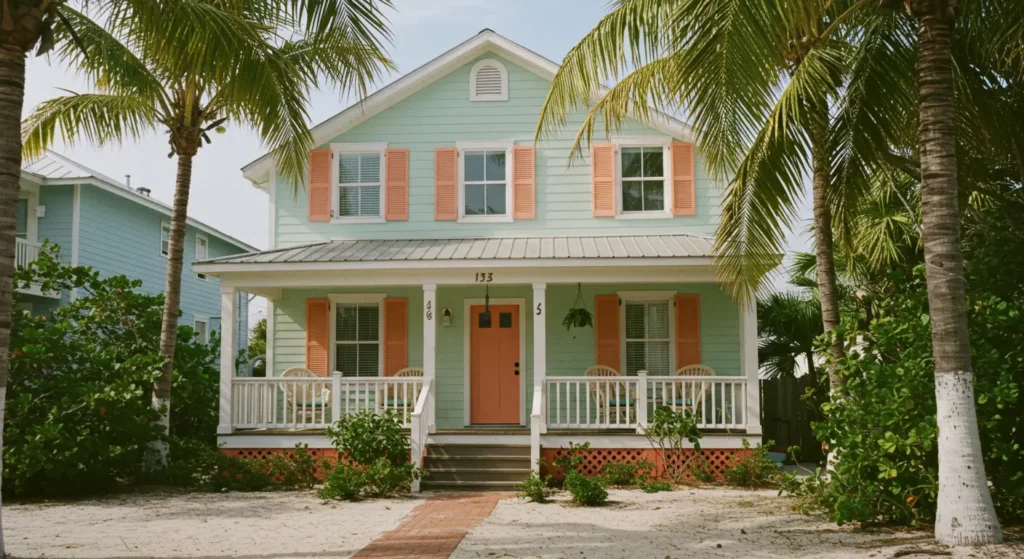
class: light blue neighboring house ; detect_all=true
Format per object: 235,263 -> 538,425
17,150 -> 257,350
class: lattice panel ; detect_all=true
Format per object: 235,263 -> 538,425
221,448 -> 347,481
541,448 -> 752,481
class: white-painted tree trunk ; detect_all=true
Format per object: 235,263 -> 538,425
147,395 -> 170,469
934,372 -> 1002,545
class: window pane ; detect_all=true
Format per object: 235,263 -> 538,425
646,341 -> 671,375
642,148 -> 664,178
643,181 -> 665,211
339,187 -> 360,217
621,148 -> 643,178
357,305 -> 379,341
647,301 -> 670,338
339,154 -> 361,184
336,305 -> 358,341
196,239 -> 208,260
465,184 -> 486,215
622,181 -> 644,212
626,341 -> 646,376
485,183 -> 506,215
625,303 -> 645,339
357,344 -> 379,377
336,344 -> 358,376
485,151 -> 506,180
464,152 -> 485,182
359,154 -> 380,183
359,186 -> 381,216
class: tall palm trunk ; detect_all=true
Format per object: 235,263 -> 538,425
911,1 -> 1001,545
150,154 -> 194,467
0,44 -> 26,558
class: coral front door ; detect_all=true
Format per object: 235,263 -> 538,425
470,304 -> 521,424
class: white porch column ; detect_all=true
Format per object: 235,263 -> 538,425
217,285 -> 237,435
423,283 -> 437,433
740,296 -> 762,435
532,282 -> 547,435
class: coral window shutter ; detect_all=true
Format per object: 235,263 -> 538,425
385,148 -> 409,221
308,149 -> 332,222
675,295 -> 701,367
383,297 -> 409,376
594,295 -> 621,370
305,298 -> 331,376
512,146 -> 536,219
434,147 -> 458,220
671,142 -> 696,216
591,143 -> 616,217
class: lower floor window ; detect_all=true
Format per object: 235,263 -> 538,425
334,302 -> 380,376
194,319 -> 209,345
624,300 -> 671,375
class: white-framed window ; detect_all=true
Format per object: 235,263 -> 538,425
331,142 -> 387,222
160,222 -> 171,257
616,138 -> 673,218
457,140 -> 514,222
195,234 -> 209,280
620,292 -> 675,376
329,294 -> 385,377
469,58 -> 508,101
194,318 -> 209,345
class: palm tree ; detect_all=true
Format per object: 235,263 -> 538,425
22,0 -> 394,469
757,291 -> 823,404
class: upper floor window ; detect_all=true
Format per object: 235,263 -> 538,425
332,143 -> 386,222
195,234 -> 209,280
457,141 -> 514,222
620,146 -> 668,215
160,222 -> 170,257
469,59 -> 508,101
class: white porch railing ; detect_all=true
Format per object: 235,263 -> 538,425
409,377 -> 433,492
544,374 -> 748,431
15,238 -> 41,269
230,373 -> 425,430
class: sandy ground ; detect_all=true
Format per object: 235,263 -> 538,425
5,490 -> 424,558
452,488 -> 1024,559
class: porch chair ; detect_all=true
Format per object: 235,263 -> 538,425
280,367 -> 331,424
665,364 -> 718,421
583,365 -> 636,425
379,367 -> 424,422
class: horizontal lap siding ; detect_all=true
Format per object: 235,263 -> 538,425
275,54 -> 721,247
37,184 -> 74,263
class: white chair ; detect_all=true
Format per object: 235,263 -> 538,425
583,365 -> 635,425
280,367 -> 330,424
380,367 -> 424,421
665,364 -> 717,418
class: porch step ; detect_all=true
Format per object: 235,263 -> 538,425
424,456 -> 531,470
421,443 -> 531,491
419,480 -> 521,492
424,468 -> 531,483
425,444 -> 531,458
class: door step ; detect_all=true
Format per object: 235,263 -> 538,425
421,443 -> 531,491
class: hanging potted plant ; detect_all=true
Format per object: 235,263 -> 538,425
562,283 -> 594,330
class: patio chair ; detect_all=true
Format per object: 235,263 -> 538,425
583,365 -> 635,425
665,364 -> 717,420
379,367 -> 424,421
280,367 -> 331,424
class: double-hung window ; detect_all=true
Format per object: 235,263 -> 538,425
160,223 -> 171,257
623,298 -> 672,376
194,318 -> 209,345
195,235 -> 209,280
332,295 -> 383,377
618,141 -> 671,217
458,141 -> 513,221
333,143 -> 386,221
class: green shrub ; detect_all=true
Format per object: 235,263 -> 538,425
267,444 -> 327,490
516,470 -> 553,503
212,454 -> 274,492
641,407 -> 703,483
325,410 -> 421,498
318,462 -> 367,501
364,457 -> 419,497
722,439 -> 781,487
601,459 -> 653,486
640,481 -> 673,493
565,471 -> 608,506
553,441 -> 590,476
687,454 -> 716,483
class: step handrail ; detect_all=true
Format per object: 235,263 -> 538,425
409,377 -> 433,492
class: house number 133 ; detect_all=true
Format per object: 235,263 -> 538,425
474,272 -> 493,283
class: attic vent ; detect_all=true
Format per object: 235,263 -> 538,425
470,59 -> 508,101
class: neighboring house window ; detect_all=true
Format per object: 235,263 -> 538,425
160,223 -> 171,256
194,318 -> 209,345
332,143 -> 386,221
16,199 -> 27,240
469,59 -> 508,101
623,298 -> 672,376
620,146 -> 667,214
457,141 -> 514,222
332,295 -> 383,377
195,235 -> 209,280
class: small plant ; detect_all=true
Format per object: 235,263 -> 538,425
565,471 -> 608,506
267,444 -> 327,490
641,406 -> 703,483
601,459 -> 654,486
553,441 -> 591,476
687,453 -> 716,483
723,439 -> 782,487
561,284 -> 594,330
640,480 -> 673,493
212,455 -> 274,492
325,410 -> 421,498
364,457 -> 421,497
516,469 -> 554,503
318,462 -> 368,501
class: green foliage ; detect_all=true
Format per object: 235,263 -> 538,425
722,439 -> 781,488
212,455 -> 275,492
562,283 -> 594,330
553,441 -> 591,476
640,481 -> 673,493
641,406 -> 703,483
565,471 -> 608,506
601,459 -> 653,486
363,458 -> 419,498
267,444 -> 326,490
318,462 -> 367,501
325,410 -> 421,498
687,454 -> 716,483
516,470 -> 554,503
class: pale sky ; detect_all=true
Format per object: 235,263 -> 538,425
22,0 -> 813,326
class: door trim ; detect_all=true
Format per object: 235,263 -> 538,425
463,297 -> 526,427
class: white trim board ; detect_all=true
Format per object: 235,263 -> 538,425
462,297 -> 528,427
196,257 -> 716,275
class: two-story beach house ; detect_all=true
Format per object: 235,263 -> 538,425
18,150 -> 256,347
196,30 -> 761,490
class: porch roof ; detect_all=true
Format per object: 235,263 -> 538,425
196,234 -> 715,267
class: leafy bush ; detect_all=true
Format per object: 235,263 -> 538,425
722,439 -> 781,487
553,441 -> 590,476
212,454 -> 274,492
517,471 -> 554,503
267,444 -> 327,490
565,471 -> 608,506
640,481 -> 673,493
325,410 -> 421,498
687,454 -> 716,483
641,406 -> 703,483
318,462 -> 367,501
363,457 -> 418,497
601,459 -> 653,486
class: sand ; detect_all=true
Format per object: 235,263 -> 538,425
5,489 -> 423,558
452,488 -> 1023,559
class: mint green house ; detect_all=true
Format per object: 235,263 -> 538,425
197,30 -> 760,490
18,151 -> 256,349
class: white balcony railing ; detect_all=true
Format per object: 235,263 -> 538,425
230,373 -> 425,430
15,238 -> 41,269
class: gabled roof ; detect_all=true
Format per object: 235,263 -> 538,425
241,29 -> 694,190
22,151 -> 259,253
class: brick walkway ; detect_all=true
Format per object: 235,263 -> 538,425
352,493 -> 507,558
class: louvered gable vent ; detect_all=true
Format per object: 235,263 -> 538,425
470,59 -> 508,101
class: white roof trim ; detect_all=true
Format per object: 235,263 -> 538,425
240,29 -> 694,190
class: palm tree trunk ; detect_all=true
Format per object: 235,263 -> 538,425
150,153 -> 194,468
911,1 -> 1001,545
0,44 -> 27,558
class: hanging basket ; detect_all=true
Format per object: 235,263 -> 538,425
562,283 -> 594,330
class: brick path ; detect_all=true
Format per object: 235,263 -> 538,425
352,493 -> 507,558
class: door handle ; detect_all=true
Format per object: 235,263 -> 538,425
514,369 -> 520,376
514,361 -> 520,375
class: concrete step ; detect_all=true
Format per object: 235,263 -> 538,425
426,444 -> 531,458
420,480 -> 521,492
423,456 -> 531,470
424,468 -> 531,483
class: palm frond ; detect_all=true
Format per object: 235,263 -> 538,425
22,93 -> 157,159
